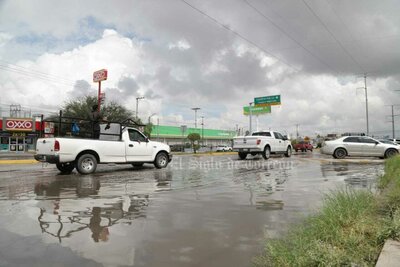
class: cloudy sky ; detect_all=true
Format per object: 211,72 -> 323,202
1,0 -> 400,137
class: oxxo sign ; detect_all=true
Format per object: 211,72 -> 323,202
6,119 -> 33,131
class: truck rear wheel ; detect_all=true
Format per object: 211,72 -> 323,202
154,152 -> 169,169
56,162 -> 75,174
238,152 -> 248,160
76,154 -> 97,174
262,146 -> 271,160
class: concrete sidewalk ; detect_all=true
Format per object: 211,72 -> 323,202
376,240 -> 400,267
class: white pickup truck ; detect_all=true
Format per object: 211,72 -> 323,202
34,123 -> 172,175
232,131 -> 292,160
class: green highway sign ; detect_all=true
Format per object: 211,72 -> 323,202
254,95 -> 281,106
243,105 -> 271,115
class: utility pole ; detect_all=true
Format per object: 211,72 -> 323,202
357,74 -> 369,136
136,96 -> 145,120
386,105 -> 400,139
296,124 -> 300,138
364,74 -> 369,136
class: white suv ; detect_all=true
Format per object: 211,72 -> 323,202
216,145 -> 232,152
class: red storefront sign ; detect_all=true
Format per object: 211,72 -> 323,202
6,119 -> 33,131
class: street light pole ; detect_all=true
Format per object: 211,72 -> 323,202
136,96 -> 145,120
201,116 -> 204,145
191,107 -> 200,132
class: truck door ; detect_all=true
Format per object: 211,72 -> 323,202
125,129 -> 153,162
273,132 -> 285,152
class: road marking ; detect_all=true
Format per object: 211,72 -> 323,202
0,159 -> 39,164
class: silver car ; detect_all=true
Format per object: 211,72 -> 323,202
320,136 -> 399,159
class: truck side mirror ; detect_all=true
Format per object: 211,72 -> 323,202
283,136 -> 288,141
145,137 -> 149,142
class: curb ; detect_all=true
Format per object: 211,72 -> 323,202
376,239 -> 400,267
0,159 -> 39,164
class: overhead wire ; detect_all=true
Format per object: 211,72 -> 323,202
180,0 -> 301,72
301,0 -> 366,73
243,0 -> 338,73
0,59 -> 77,84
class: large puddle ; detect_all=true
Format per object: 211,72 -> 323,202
0,154 -> 384,266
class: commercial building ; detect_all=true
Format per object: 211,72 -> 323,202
0,117 -> 236,152
0,117 -> 42,152
150,125 -> 236,146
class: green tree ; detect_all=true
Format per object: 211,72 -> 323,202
144,122 -> 153,138
45,96 -> 154,137
187,133 -> 201,153
62,96 -> 133,122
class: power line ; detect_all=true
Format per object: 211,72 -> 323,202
180,0 -> 300,72
0,60 -> 93,91
243,0 -> 337,73
301,0 -> 365,73
323,0 -> 372,71
0,59 -> 76,84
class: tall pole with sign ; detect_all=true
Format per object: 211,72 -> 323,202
93,69 -> 108,112
249,102 -> 253,134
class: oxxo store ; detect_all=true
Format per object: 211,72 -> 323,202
0,118 -> 40,152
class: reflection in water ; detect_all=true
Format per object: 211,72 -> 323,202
232,160 -> 292,209
34,176 -> 150,243
320,162 -> 383,189
154,171 -> 173,190
89,207 -> 109,242
34,176 -> 100,198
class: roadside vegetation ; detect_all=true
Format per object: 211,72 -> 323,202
254,156 -> 400,267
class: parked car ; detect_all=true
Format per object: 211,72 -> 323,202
216,145 -> 232,152
293,141 -> 313,152
320,136 -> 399,159
232,131 -> 292,160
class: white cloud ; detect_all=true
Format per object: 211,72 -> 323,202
0,1 -> 400,137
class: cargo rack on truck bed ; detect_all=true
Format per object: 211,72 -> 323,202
39,110 -> 146,141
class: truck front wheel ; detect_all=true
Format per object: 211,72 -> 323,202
76,154 -> 97,174
154,152 -> 169,169
56,162 -> 75,174
262,146 -> 271,160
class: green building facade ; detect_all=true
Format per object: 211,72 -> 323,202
150,125 -> 236,145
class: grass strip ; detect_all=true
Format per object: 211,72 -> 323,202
254,156 -> 400,267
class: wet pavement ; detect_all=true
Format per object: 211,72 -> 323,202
0,152 -> 384,267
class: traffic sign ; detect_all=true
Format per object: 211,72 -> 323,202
243,105 -> 271,115
254,95 -> 281,106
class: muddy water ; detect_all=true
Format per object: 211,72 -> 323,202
0,154 -> 383,267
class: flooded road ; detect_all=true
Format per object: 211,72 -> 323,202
0,152 -> 383,267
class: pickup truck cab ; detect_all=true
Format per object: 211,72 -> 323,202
293,141 -> 313,152
232,131 -> 292,160
35,123 -> 172,175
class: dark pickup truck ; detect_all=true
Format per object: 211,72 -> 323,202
293,141 -> 313,152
